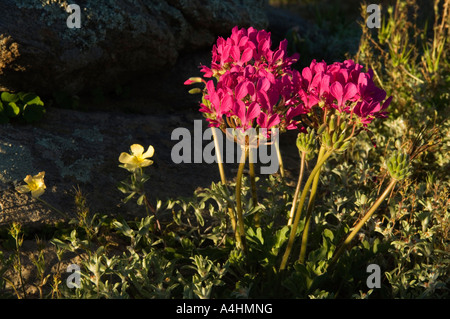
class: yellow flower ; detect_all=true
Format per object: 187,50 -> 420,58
119,144 -> 154,171
16,171 -> 46,198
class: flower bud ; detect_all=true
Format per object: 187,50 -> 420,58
328,114 -> 336,132
331,131 -> 338,143
322,130 -> 333,148
189,88 -> 202,94
333,140 -> 351,153
296,128 -> 316,154
387,150 -> 411,181
333,141 -> 343,150
337,132 -> 346,143
184,77 -> 204,85
317,123 -> 327,135
340,140 -> 351,151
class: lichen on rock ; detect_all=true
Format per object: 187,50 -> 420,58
1,0 -> 269,95
0,35 -> 22,75
0,140 -> 36,184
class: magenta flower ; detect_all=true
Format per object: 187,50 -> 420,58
187,26 -> 307,136
233,100 -> 261,131
200,80 -> 233,127
187,26 -> 392,141
257,112 -> 281,130
330,81 -> 358,112
293,59 -> 392,127
200,26 -> 299,80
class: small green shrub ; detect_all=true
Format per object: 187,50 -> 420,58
0,91 -> 46,124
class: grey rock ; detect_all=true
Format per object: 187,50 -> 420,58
0,0 -> 268,96
0,106 -> 235,227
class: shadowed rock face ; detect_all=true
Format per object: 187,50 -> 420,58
0,106 -> 230,227
0,0 -> 268,96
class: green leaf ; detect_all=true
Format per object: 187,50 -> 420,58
21,92 -> 44,106
5,102 -> 20,117
112,220 -> 134,238
122,191 -> 136,203
136,194 -> 145,206
274,226 -> 289,250
373,238 -> 380,254
362,240 -> 370,250
323,228 -> 334,242
1,92 -> 19,103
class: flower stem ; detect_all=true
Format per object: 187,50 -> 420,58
298,146 -> 326,263
279,149 -> 333,271
36,197 -> 68,219
249,148 -> 260,226
328,179 -> 397,269
14,229 -> 27,299
212,127 -> 227,185
274,139 -> 285,179
235,147 -> 248,252
143,195 -> 162,233
212,127 -> 239,243
288,151 -> 307,226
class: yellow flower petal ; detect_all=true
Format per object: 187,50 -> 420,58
23,174 -> 33,184
130,144 -> 144,156
35,171 -> 45,180
31,187 -> 45,198
142,145 -> 155,159
16,185 -> 31,194
119,152 -> 135,164
139,159 -> 153,168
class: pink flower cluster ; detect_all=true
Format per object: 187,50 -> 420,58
200,26 -> 299,78
186,26 -> 392,135
293,59 -> 392,125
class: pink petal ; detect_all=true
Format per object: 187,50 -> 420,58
200,65 -> 213,78
230,46 -> 240,63
206,80 -> 216,95
221,45 -> 231,65
343,82 -> 357,101
257,77 -> 271,92
234,100 -> 246,120
221,94 -> 233,114
257,91 -> 270,110
246,82 -> 256,99
273,48 -> 284,62
311,72 -> 322,90
257,112 -> 267,127
236,81 -> 248,100
238,36 -> 249,48
302,67 -> 313,84
330,81 -> 343,106
319,74 -> 330,96
241,47 -> 253,64
357,73 -> 369,96
246,102 -> 261,121
267,113 -> 280,128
